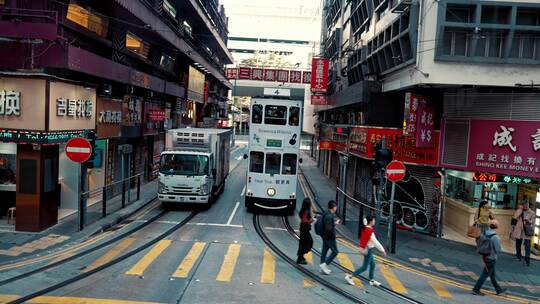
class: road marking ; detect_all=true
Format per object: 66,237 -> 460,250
187,223 -> 243,228
172,242 -> 206,278
126,240 -> 172,276
84,238 -> 135,273
0,295 -> 163,304
337,253 -> 363,287
216,244 -> 241,282
226,201 -> 241,226
379,264 -> 407,294
260,248 -> 276,284
303,252 -> 316,288
428,280 -> 452,299
240,186 -> 246,196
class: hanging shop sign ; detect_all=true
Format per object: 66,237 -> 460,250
121,95 -> 143,138
311,94 -> 327,105
310,57 -> 329,93
466,119 -> 540,178
225,67 -> 312,84
319,141 -> 334,150
349,126 -> 439,166
403,93 -> 427,137
96,97 -> 122,138
143,102 -> 164,135
49,81 -> 96,131
472,172 -> 539,184
415,103 -> 435,148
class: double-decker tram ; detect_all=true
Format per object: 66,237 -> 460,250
245,96 -> 302,213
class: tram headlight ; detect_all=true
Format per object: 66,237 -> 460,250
267,187 -> 276,197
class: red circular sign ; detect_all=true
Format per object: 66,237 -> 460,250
386,161 -> 406,182
65,137 -> 92,163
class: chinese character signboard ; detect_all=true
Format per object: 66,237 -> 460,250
49,81 -> 96,131
311,94 -> 327,105
277,70 -> 289,82
238,67 -> 251,80
96,97 -> 122,138
403,93 -> 427,137
251,68 -> 264,81
0,90 -> 21,116
472,172 -> 538,184
302,71 -> 312,84
226,68 -> 238,80
415,103 -> 435,148
263,69 -> 277,81
143,102 -> 164,135
467,119 -> 540,178
122,96 -> 142,126
310,58 -> 329,93
289,71 -> 302,83
225,67 -> 311,84
349,126 -> 439,166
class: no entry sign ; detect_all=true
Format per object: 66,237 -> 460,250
65,137 -> 92,163
386,161 -> 406,182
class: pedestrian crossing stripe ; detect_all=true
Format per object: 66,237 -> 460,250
428,280 -> 452,299
172,242 -> 206,278
336,253 -> 363,287
85,238 -> 135,273
126,240 -> 172,276
216,244 -> 241,282
260,248 -> 275,284
303,252 -> 316,288
380,264 -> 408,294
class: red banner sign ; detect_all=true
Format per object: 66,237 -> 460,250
226,68 -> 238,80
238,67 -> 251,80
302,71 -> 312,84
290,71 -> 302,83
349,126 -> 439,166
310,58 -> 329,93
311,94 -> 327,105
319,141 -> 334,150
148,110 -> 165,121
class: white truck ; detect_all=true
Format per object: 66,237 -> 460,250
158,128 -> 231,206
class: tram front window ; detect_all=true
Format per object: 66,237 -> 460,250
249,151 -> 264,173
252,104 -> 262,124
289,106 -> 300,126
160,154 -> 209,176
282,153 -> 297,175
265,153 -> 281,175
264,105 -> 287,125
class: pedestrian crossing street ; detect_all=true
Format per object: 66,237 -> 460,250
74,238 -> 521,303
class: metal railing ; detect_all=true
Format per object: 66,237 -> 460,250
80,173 -> 143,220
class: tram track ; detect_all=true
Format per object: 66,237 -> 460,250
4,209 -> 198,304
281,216 -> 424,304
253,214 -> 370,304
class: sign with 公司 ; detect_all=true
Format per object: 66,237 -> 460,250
415,103 -> 435,148
403,93 -> 427,137
466,119 -> 540,178
310,58 -> 329,93
349,126 -> 439,166
311,94 -> 327,105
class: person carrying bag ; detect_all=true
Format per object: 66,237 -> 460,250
511,202 -> 535,266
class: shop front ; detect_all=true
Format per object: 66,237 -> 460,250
441,118 -> 540,247
143,101 -> 165,181
0,76 -> 96,231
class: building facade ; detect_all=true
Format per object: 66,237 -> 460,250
0,0 -> 232,231
316,0 -> 540,246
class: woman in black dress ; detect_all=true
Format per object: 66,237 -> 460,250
297,198 -> 315,264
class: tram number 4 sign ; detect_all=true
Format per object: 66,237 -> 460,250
65,137 -> 92,163
386,161 -> 406,182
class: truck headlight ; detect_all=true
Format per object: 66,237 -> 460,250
158,182 -> 165,193
199,183 -> 209,195
267,188 -> 276,197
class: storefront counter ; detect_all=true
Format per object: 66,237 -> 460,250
444,197 -> 515,238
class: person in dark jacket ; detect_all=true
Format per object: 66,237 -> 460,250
319,200 -> 341,275
296,198 -> 315,264
472,220 -> 506,296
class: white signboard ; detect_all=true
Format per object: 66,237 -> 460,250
263,88 -> 291,97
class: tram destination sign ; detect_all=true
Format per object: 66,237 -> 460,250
0,129 -> 86,144
266,139 -> 282,148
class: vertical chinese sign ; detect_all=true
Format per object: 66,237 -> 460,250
415,103 -> 435,148
403,93 -> 427,137
310,57 -> 329,93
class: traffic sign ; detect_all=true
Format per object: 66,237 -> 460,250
65,137 -> 92,163
385,161 -> 406,182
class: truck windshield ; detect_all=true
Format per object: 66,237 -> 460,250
160,154 -> 209,176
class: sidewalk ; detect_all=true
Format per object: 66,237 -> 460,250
299,151 -> 540,296
0,180 -> 157,263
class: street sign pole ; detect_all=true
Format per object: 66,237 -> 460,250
387,181 -> 396,253
79,161 -> 87,231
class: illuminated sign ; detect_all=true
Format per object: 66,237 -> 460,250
472,172 -> 497,182
266,139 -> 282,148
472,172 -> 538,184
0,129 -> 86,144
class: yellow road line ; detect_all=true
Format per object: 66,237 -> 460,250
380,264 -> 407,294
337,253 -> 363,287
428,280 -> 452,299
0,295 -> 163,304
84,238 -> 136,273
216,244 -> 241,282
303,252 -> 316,288
260,248 -> 276,284
126,240 -> 172,276
172,242 -> 206,278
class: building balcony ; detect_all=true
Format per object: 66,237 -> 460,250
0,7 -> 58,41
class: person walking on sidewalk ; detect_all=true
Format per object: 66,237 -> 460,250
511,202 -> 535,266
472,220 -> 506,296
475,201 -> 493,233
345,215 -> 386,287
319,200 -> 341,275
297,198 -> 315,264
